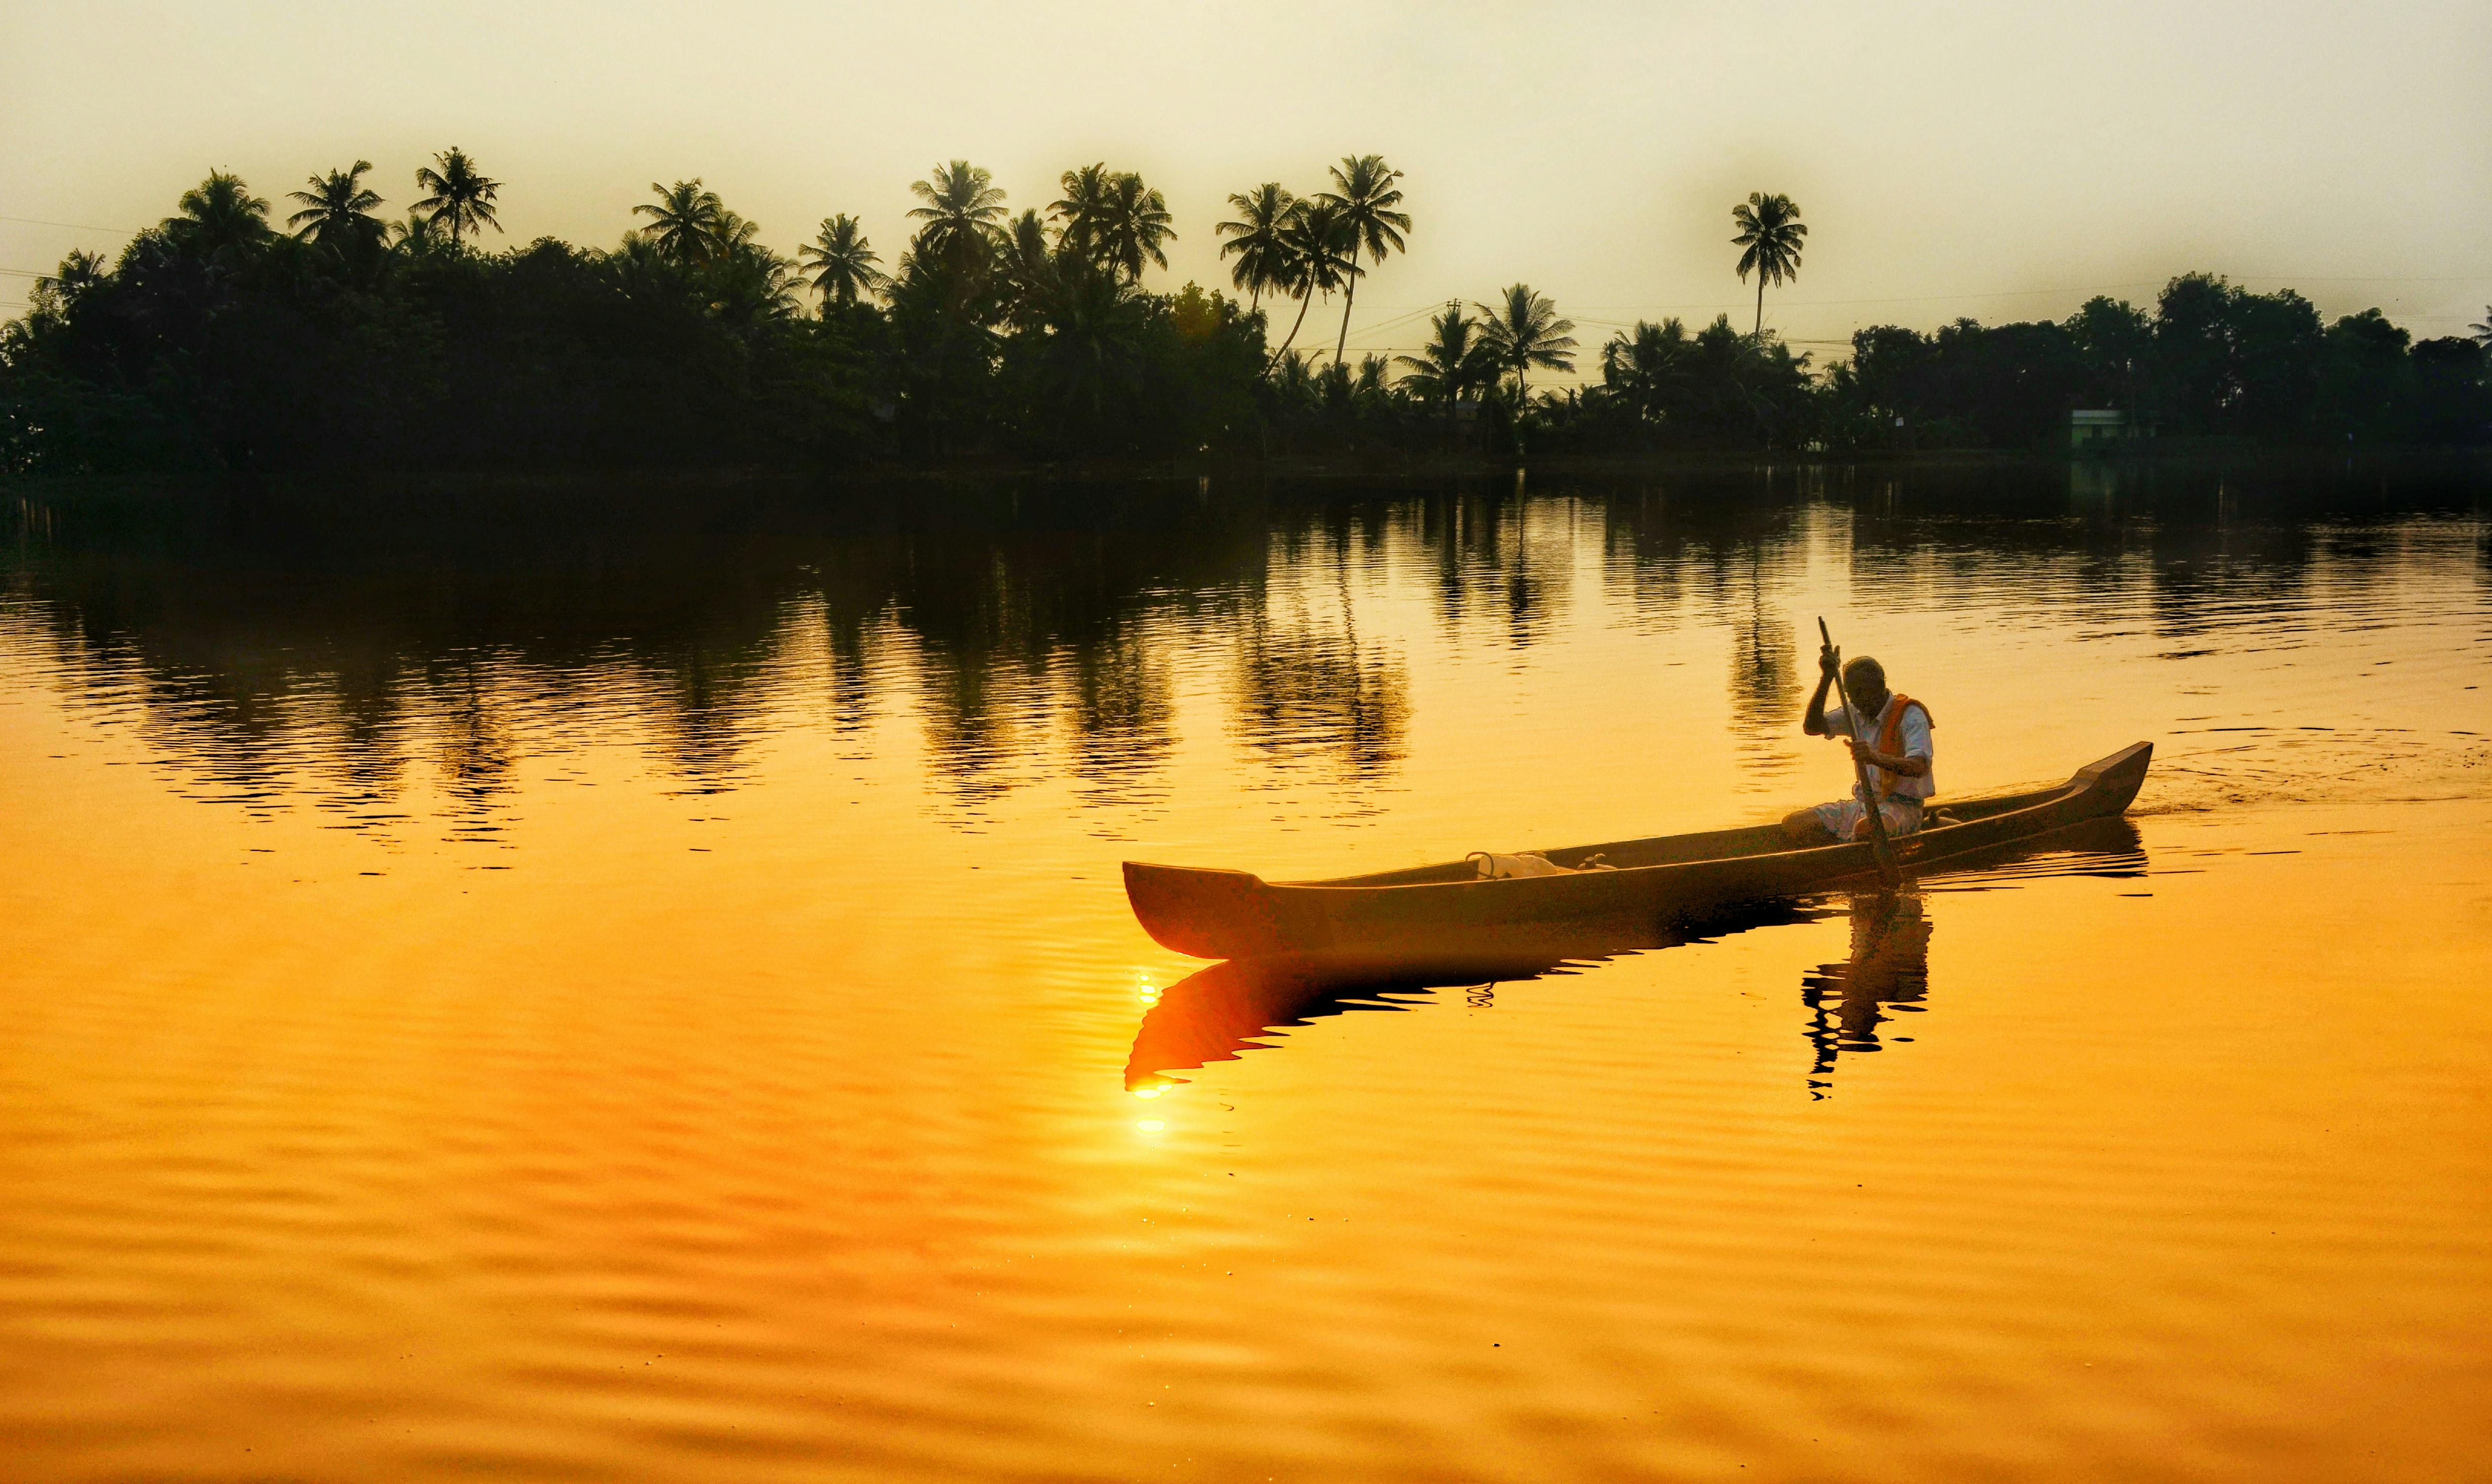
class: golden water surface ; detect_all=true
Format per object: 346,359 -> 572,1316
3,465 -> 2487,1482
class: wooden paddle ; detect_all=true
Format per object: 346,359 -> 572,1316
1819,617 -> 1902,889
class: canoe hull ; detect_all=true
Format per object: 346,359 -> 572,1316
1125,741 -> 2152,960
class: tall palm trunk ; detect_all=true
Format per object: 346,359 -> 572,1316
1269,288 -> 1316,369
1334,274 -> 1357,365
1754,278 -> 1765,338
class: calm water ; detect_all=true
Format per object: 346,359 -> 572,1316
3,463 -> 2488,1482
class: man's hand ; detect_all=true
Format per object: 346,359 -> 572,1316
1801,643 -> 1840,736
1847,738 -> 1927,777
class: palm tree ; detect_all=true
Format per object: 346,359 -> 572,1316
1268,198 -> 1357,367
1268,348 -> 1319,413
1047,165 -> 1174,284
908,160 -> 1008,272
2472,306 -> 2492,348
412,148 -> 502,245
635,179 -> 725,265
712,243 -> 805,326
165,170 -> 271,256
711,208 -> 762,257
1730,191 -> 1807,337
1351,353 -> 1392,408
286,160 -> 386,251
1394,305 -> 1496,415
994,208 -> 1060,329
1216,183 -> 1298,315
798,214 -> 888,307
1316,154 -> 1411,365
1477,283 -> 1577,406
1024,257 -> 1151,423
387,209 -> 446,255
29,249 -> 108,320
37,248 -> 108,295
1095,171 -> 1174,284
1048,162 -> 1116,261
1600,318 -> 1692,421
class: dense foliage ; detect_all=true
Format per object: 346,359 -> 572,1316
0,160 -> 1268,474
1811,278 -> 2491,451
3,158 -> 2483,476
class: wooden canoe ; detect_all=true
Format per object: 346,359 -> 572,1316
1124,741 -> 2153,961
1125,815 -> 2149,1092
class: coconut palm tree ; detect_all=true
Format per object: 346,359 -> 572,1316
1048,162 -> 1116,261
798,214 -> 888,307
711,208 -> 762,257
1477,283 -> 1577,405
711,243 -> 805,326
635,179 -> 725,265
1268,348 -> 1319,414
387,209 -> 448,256
1730,191 -> 1807,337
412,148 -> 502,245
2472,306 -> 2492,347
286,160 -> 386,252
1216,183 -> 1298,315
1600,318 -> 1693,422
1268,198 -> 1357,368
1024,255 -> 1151,422
1395,305 -> 1497,418
908,160 -> 1009,272
165,170 -> 271,256
1316,154 -> 1411,365
1095,171 -> 1174,284
993,208 -> 1061,330
29,249 -> 108,320
1351,353 -> 1392,407
37,248 -> 108,295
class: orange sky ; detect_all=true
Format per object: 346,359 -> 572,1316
5,0 -> 2488,377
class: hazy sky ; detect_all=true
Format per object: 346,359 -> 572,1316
6,1 -> 2488,376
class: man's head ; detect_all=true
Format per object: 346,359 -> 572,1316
1843,655 -> 1889,714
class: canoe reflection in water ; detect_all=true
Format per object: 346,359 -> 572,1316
1126,817 -> 2145,1096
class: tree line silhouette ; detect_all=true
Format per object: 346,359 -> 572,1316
2,151 -> 2484,476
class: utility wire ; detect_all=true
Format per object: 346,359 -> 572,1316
0,214 -> 140,235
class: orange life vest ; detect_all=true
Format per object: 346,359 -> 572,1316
1866,694 -> 1934,802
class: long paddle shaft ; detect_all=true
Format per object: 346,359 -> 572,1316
1818,617 -> 1901,888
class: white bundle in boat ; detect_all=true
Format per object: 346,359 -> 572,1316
1469,851 -> 1614,879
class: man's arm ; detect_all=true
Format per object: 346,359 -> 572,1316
1846,741 -> 1930,777
1801,646 -> 1839,736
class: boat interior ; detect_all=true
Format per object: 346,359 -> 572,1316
1302,775 -> 2080,889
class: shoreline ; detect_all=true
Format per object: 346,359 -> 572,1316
8,444 -> 2489,509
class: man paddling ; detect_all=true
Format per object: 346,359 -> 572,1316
1782,647 -> 1934,843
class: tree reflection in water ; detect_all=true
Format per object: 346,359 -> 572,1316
0,462 -> 2469,841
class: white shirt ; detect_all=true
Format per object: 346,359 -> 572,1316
1825,696 -> 1936,800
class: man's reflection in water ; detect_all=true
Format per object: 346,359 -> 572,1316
1802,891 -> 1933,1099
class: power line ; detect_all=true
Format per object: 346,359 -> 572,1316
0,213 -> 140,236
